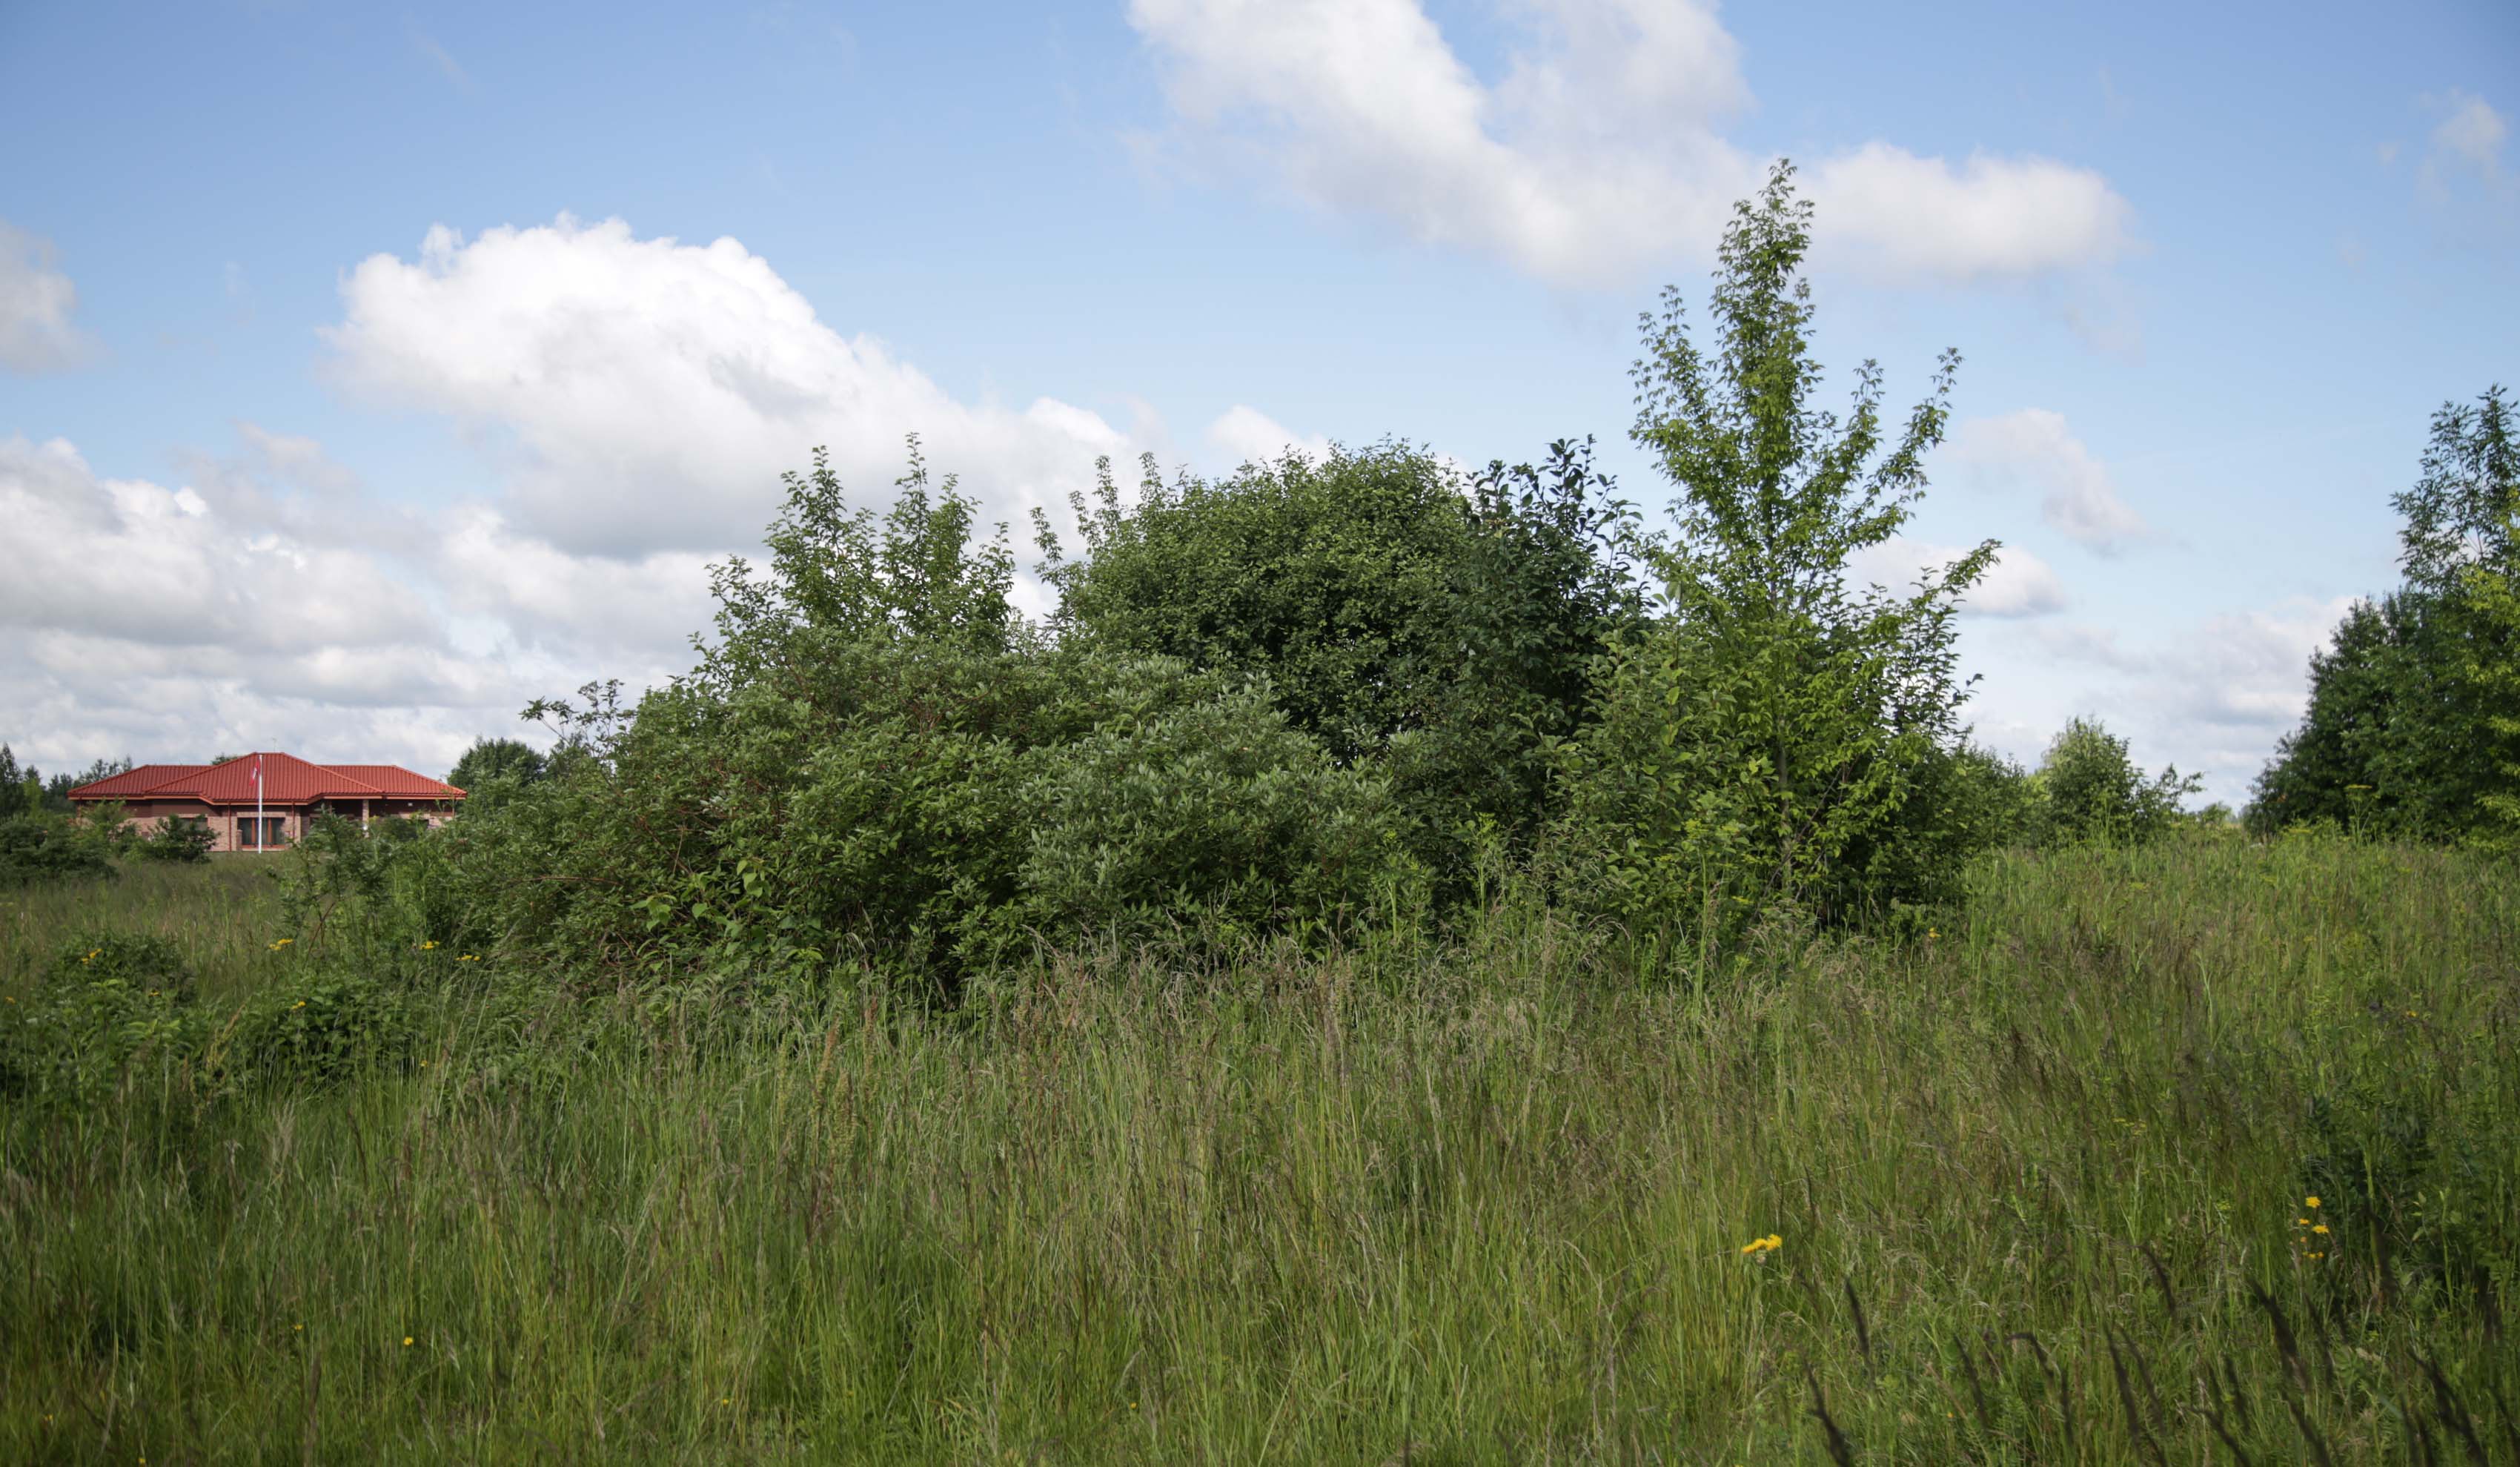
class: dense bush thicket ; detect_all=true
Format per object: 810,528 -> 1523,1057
2252,387 -> 2519,842
3,168 -> 2224,975
396,164 -> 2238,988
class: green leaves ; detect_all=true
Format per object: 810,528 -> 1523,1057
1559,161 -> 1995,955
2032,717 -> 2200,847
2253,388 -> 2519,840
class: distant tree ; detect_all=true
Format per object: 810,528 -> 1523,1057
0,746 -> 33,821
2252,387 -> 2517,837
447,737 -> 547,792
43,757 -> 131,814
2033,718 -> 2200,846
1555,162 -> 1997,948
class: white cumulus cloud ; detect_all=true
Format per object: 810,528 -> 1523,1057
1126,0 -> 2134,287
1947,408 -> 2152,554
0,431 -> 716,778
324,216 -> 1139,557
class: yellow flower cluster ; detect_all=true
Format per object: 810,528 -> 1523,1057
1739,1233 -> 1783,1255
421,940 -> 439,950
269,937 -> 294,950
459,953 -> 480,962
2294,1196 -> 2328,1260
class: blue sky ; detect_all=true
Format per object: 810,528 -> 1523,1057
3,0 -> 2513,801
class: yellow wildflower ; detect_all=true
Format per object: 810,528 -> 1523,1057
1739,1233 -> 1783,1254
422,940 -> 439,950
2305,1196 -> 2320,1208
402,1336 -> 414,1348
2312,1224 -> 2329,1235
459,953 -> 479,962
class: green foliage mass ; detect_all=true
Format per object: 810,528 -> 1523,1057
434,165 -> 2189,983
1047,436 -> 1642,872
1047,444 -> 1476,764
2253,386 -> 2519,838
440,447 -> 1416,986
135,812 -> 214,863
2032,715 -> 2202,846
0,815 -> 115,887
0,932 -> 196,1108
1552,164 -> 1995,947
444,735 -> 548,814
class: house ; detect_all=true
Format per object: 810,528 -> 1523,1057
66,752 -> 465,852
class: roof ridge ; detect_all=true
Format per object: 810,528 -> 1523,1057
308,758 -> 390,795
122,764 -> 216,797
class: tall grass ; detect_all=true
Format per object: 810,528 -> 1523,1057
1,835 -> 2514,1462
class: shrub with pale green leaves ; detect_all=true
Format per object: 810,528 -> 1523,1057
1552,163 -> 1993,953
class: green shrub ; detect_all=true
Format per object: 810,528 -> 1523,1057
2032,716 -> 2199,846
0,815 -> 115,887
0,933 -> 197,1108
1048,443 -> 1476,766
136,813 -> 214,863
209,967 -> 416,1093
1050,440 -> 1641,877
445,450 -> 1414,987
1011,669 -> 1419,953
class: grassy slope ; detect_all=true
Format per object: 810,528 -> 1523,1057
1,837 -> 2515,1463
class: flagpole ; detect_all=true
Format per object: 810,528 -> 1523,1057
255,753 -> 264,852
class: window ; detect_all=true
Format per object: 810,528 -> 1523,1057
235,816 -> 287,848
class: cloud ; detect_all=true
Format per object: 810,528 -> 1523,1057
408,23 -> 471,90
1125,0 -> 2134,287
1206,405 -> 1335,466
0,432 -> 709,778
233,421 -> 362,495
2415,90 -> 2515,228
1946,408 -> 2152,553
2431,90 -> 2507,174
0,220 -> 97,374
2017,595 -> 2361,802
1851,537 -> 2066,618
325,216 -> 1138,558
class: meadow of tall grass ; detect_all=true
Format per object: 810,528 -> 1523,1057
1,835 -> 2514,1463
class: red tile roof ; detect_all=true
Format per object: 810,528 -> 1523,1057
70,764 -> 211,799
66,753 -> 464,806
